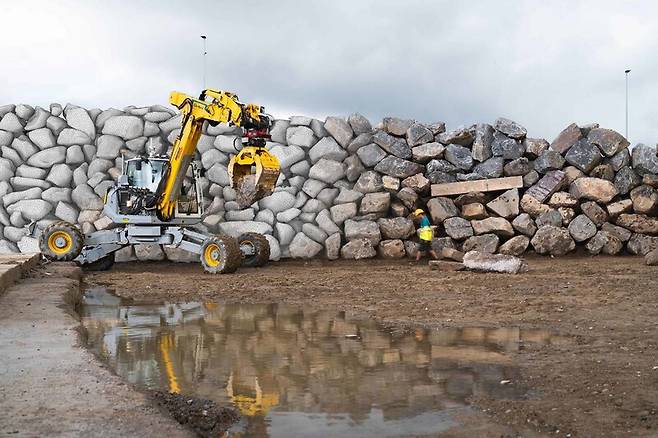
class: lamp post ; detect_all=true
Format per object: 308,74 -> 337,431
625,69 -> 631,140
201,35 -> 207,90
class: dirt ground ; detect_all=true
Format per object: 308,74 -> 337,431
86,254 -> 658,438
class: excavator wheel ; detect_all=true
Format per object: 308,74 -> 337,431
237,232 -> 270,268
39,221 -> 84,261
200,235 -> 241,274
82,253 -> 116,272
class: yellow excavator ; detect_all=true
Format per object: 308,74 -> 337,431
39,89 -> 281,274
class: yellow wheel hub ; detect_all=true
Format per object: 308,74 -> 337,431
204,243 -> 222,267
48,231 -> 73,255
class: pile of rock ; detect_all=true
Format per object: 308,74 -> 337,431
1,102 -> 657,262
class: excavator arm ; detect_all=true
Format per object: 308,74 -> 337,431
157,89 -> 280,221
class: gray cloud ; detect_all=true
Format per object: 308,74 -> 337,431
1,0 -> 657,144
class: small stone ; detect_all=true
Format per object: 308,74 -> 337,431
462,203 -> 488,220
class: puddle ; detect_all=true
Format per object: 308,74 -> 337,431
79,287 -> 567,437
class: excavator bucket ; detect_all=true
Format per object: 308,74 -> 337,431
228,147 -> 280,208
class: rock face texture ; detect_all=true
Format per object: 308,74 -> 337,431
0,105 -> 654,261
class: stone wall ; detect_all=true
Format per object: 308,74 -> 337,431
1,102 -> 658,262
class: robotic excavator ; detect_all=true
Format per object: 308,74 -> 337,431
39,89 -> 281,274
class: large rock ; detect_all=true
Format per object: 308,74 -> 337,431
372,131 -> 412,159
286,126 -> 317,148
474,157 -> 504,178
550,123 -> 582,154
325,233 -> 341,260
534,150 -> 566,174
437,127 -> 473,146
344,219 -> 381,245
503,157 -> 532,177
645,248 -> 658,266
401,173 -> 430,194
396,187 -> 418,210
356,143 -> 387,167
427,197 -> 458,223
341,238 -> 376,260
268,144 -> 305,169
461,202 -> 487,220
343,155 -> 365,182
259,191 -> 295,214
360,192 -> 390,214
614,166 -> 642,195
347,132 -> 373,153
444,144 -> 473,171
309,137 -> 348,164
472,123 -> 494,162
302,223 -> 328,243
569,177 -> 618,203
567,214 -> 597,242
463,250 -> 528,274
377,217 -> 414,239
308,159 -> 344,184
471,217 -> 514,238
494,118 -> 526,139
615,214 -> 658,235
324,116 -> 353,148
462,234 -> 499,254
499,235 -> 530,256
406,123 -> 433,146
26,146 -> 66,168
606,199 -> 633,219
530,226 -> 575,256
11,135 -> 38,161
330,203 -> 358,226
96,134 -> 124,159
316,209 -> 341,235
587,128 -> 629,157
378,239 -> 406,258
627,233 -> 658,256
348,113 -> 372,136
382,117 -> 414,136
27,127 -> 56,149
71,184 -> 103,210
412,142 -> 444,163
564,139 -> 603,173
630,185 -> 658,215
374,156 -> 423,178
335,188 -> 364,204
6,199 -> 52,221
102,115 -> 144,140
524,137 -> 550,158
535,209 -> 563,228
486,189 -> 519,219
443,216 -> 473,240
65,106 -> 95,139
54,201 -> 79,223
601,222 -> 632,242
526,170 -> 567,203
46,163 -> 73,187
24,107 -> 49,131
206,164 -> 230,186
218,221 -> 272,238
0,113 -> 24,133
631,143 -> 658,175
491,134 -> 524,160
580,201 -> 608,226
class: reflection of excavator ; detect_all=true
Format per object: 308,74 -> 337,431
39,89 -> 280,274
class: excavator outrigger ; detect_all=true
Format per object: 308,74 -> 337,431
39,89 -> 281,274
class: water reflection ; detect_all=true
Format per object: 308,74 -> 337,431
80,288 -> 567,437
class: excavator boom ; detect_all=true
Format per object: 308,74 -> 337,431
157,89 -> 280,220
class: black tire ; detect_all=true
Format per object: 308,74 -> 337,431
200,235 -> 241,274
82,253 -> 116,271
237,232 -> 270,267
39,221 -> 84,261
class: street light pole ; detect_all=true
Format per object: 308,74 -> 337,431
201,35 -> 207,90
625,69 -> 631,140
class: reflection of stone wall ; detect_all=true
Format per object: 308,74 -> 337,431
82,296 -> 566,424
4,103 -> 653,260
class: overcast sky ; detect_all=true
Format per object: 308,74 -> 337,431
2,0 -> 657,145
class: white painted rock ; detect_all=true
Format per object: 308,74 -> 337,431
463,250 -> 528,274
102,115 -> 144,140
27,127 -> 56,149
288,232 -> 323,258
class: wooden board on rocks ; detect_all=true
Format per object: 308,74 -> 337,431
431,176 -> 523,197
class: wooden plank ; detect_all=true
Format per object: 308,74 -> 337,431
430,176 -> 523,197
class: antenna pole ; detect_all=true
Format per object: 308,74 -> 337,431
201,35 -> 207,90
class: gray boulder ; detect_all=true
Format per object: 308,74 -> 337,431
550,123 -> 582,154
325,233 -> 342,260
309,137 -> 347,164
444,144 -> 473,171
72,184 -> 103,210
102,115 -> 144,140
564,139 -> 603,173
406,123 -> 433,146
372,131 -> 412,159
570,177 -> 618,203
27,146 -> 66,168
302,223 -> 328,243
580,201 -> 608,226
374,156 -> 423,178
134,244 -> 166,261
356,143 -> 387,167
631,144 -> 658,175
96,135 -> 124,159
512,214 -> 537,237
412,142 -> 444,163
57,128 -> 91,146
308,159 -> 345,184
382,117 -> 413,136
218,221 -> 272,237
0,113 -> 24,133
54,201 -> 79,223
64,106 -> 95,139
613,166 -> 642,195
462,234 -> 499,253
474,156 -> 504,178
499,235 -> 530,256
437,127 -> 473,146
259,191 -> 295,214
324,116 -> 353,148
588,128 -> 629,157
378,217 -> 414,239
42,187 -> 72,203
360,192 -> 390,214
486,188 -> 519,219
316,209 -> 341,235
378,239 -> 406,258
65,145 -> 85,164
330,203 -> 358,226
24,107 -> 50,131
276,208 -> 301,223
471,217 -> 514,237
627,233 -> 658,255
530,226 -> 575,256
427,197 -> 458,222
567,214 -> 597,242
491,134 -> 524,160
341,238 -> 376,259
27,127 -> 56,149
401,173 -> 430,194
347,132 -> 373,154
289,232 -> 323,258
443,216 -> 474,240
7,199 -> 52,221
524,137 -> 550,158
503,157 -> 532,176
472,123 -> 494,162
348,113 -> 372,135
344,219 -> 381,245
534,150 -> 566,174
463,250 -> 528,274
268,144 -> 305,169
12,135 -> 38,160
335,187 -> 364,204
343,155 -> 365,182
494,117 -> 527,139
302,178 -> 327,197
46,163 -> 73,187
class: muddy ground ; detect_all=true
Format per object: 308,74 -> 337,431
86,254 -> 658,438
